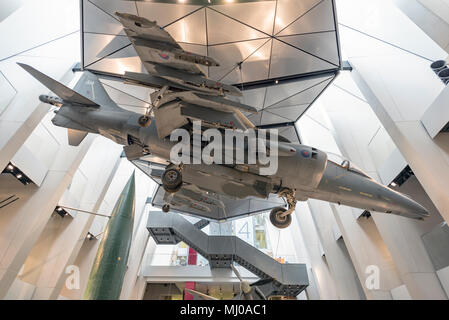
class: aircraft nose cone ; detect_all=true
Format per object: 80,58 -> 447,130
391,191 -> 429,219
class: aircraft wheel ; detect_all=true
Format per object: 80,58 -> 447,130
162,204 -> 170,213
270,207 -> 292,229
162,168 -> 182,193
138,115 -> 151,128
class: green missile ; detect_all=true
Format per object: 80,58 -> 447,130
83,172 -> 136,300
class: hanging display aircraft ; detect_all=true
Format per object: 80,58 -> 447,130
17,13 -> 429,229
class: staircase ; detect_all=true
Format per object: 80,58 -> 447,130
147,211 -> 309,297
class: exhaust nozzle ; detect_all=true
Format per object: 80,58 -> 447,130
430,60 -> 447,75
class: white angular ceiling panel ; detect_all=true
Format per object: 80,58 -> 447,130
165,8 -> 207,45
232,87 -> 267,111
211,1 -> 276,35
264,74 -> 332,107
208,38 -> 270,82
265,104 -> 309,120
274,0 -> 323,34
278,0 -> 336,36
279,32 -> 340,66
266,77 -> 333,109
278,125 -> 300,143
269,39 -> 335,78
83,33 -> 131,67
206,8 -> 268,45
83,0 -> 125,36
219,39 -> 272,84
261,110 -> 291,125
90,0 -> 137,17
136,2 -> 201,27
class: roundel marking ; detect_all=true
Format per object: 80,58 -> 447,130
159,53 -> 170,60
301,150 -> 310,158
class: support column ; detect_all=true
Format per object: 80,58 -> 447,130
0,62 -> 79,174
0,135 -> 94,298
58,159 -> 155,299
20,138 -> 123,300
128,239 -> 157,300
331,205 -> 403,299
119,206 -> 152,300
351,55 -> 449,224
351,54 -> 449,299
294,202 -> 339,300
394,0 -> 449,54
307,200 -> 366,300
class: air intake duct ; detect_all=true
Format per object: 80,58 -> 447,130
431,60 -> 449,85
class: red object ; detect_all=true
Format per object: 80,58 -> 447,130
184,247 -> 198,300
188,247 -> 197,265
184,281 -> 195,300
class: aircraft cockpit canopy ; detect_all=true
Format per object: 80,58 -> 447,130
326,152 -> 373,180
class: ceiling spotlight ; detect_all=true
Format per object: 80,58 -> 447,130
7,164 -> 14,171
390,182 -> 397,187
275,80 -> 279,84
57,207 -> 63,212
16,174 -> 22,179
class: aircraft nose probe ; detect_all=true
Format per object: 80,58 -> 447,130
39,94 -> 63,107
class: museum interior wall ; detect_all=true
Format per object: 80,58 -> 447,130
1,0 -> 449,300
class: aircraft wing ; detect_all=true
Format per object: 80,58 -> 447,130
153,90 -> 257,138
131,158 -> 286,221
116,12 -> 217,76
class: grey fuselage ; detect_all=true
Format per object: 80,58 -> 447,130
53,103 -> 429,220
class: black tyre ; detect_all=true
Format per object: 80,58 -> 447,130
162,204 -> 170,213
162,168 -> 182,193
269,207 -> 292,229
162,184 -> 182,194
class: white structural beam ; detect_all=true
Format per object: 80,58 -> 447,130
57,159 -> 154,299
297,100 -> 412,299
315,76 -> 409,300
350,54 -> 449,225
0,134 -> 94,299
120,206 -> 153,300
307,199 -> 366,299
16,138 -> 123,300
141,265 -> 258,283
294,202 -> 339,300
331,205 -> 403,299
319,67 -> 447,300
350,55 -> 449,299
128,238 -> 157,300
394,0 -> 449,54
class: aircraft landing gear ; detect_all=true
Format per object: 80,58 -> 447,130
270,188 -> 296,229
270,207 -> 292,229
162,204 -> 170,213
138,85 -> 169,128
162,167 -> 182,193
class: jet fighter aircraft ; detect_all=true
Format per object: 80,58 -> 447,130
17,13 -> 429,229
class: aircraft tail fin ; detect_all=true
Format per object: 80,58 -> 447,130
67,128 -> 88,146
18,63 -> 99,107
